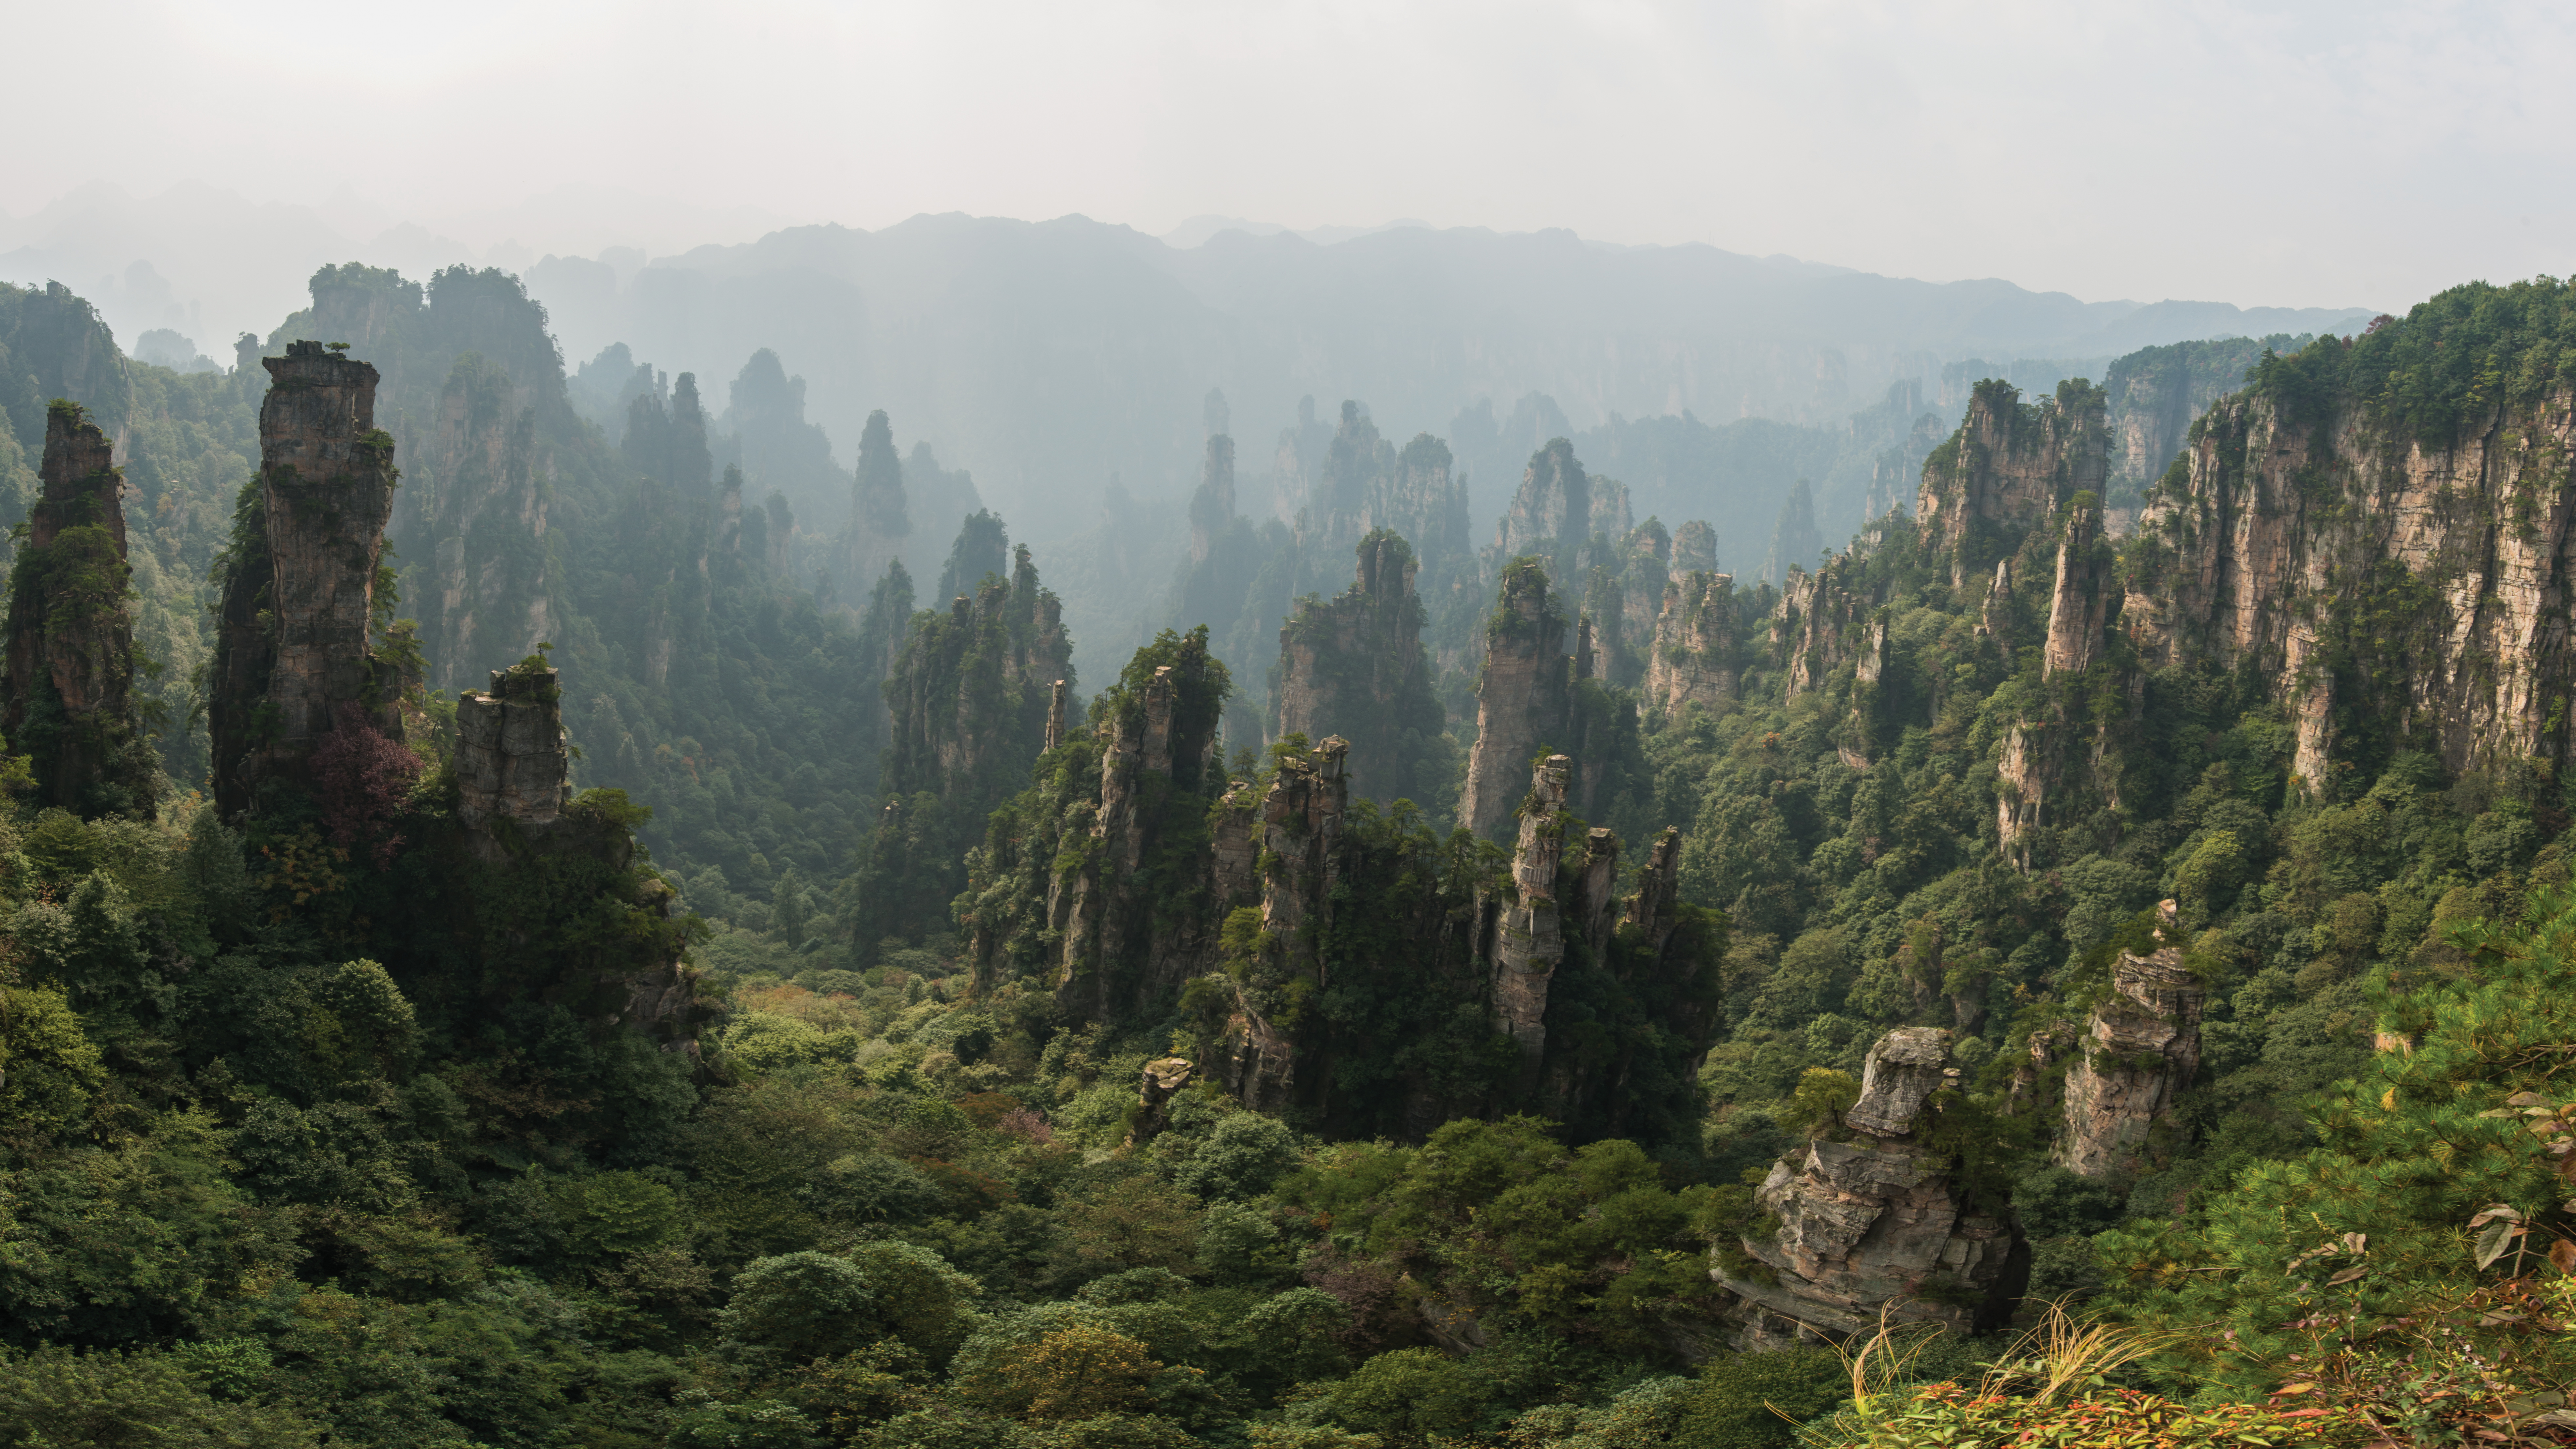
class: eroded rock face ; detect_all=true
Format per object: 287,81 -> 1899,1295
1647,570 -> 1738,717
2057,901 -> 2204,1177
2,402 -> 153,815
1490,755 -> 1572,1069
455,663 -> 570,850
1496,438 -> 1630,563
1273,531 -> 1443,802
1461,560 -> 1573,838
1187,434 -> 1235,567
1212,737 -> 1351,1111
1916,379 -> 2108,586
2041,494 -> 2112,679
2126,385 -> 2576,787
210,341 -> 407,820
1777,567 -> 1868,700
883,546 -> 1071,798
1127,1057 -> 1197,1146
1727,1027 -> 2023,1342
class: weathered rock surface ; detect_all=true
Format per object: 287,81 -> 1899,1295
209,340 -> 408,820
1461,559 -> 1575,838
2057,901 -> 2204,1177
1127,1056 -> 1197,1146
1490,755 -> 1572,1069
1,402 -> 154,814
1916,378 -> 2108,585
455,662 -> 570,851
883,545 -> 1071,799
2126,382 -> 2576,787
2040,493 -> 2112,679
1274,531 -> 1443,803
1647,569 -> 1740,718
1727,1027 -> 2023,1342
1495,438 -> 1632,574
1188,434 -> 1235,567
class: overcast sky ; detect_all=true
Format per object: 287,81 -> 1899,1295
7,0 -> 2569,311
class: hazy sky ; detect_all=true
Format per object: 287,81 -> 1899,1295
8,0 -> 2570,310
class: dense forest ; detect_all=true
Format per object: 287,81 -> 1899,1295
2,263 -> 2574,1448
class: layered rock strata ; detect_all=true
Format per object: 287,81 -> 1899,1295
2056,901 -> 2205,1177
1,402 -> 153,814
210,340 -> 408,820
455,662 -> 571,853
1726,1027 -> 2024,1342
2124,381 -> 2576,786
1489,755 -> 1572,1068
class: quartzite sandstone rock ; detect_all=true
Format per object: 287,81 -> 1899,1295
1,402 -> 153,814
1489,755 -> 1573,1073
209,340 -> 407,820
455,662 -> 570,850
1916,378 -> 2108,586
1727,1027 -> 2023,1342
2056,900 -> 2205,1177
2125,382 -> 2576,788
1273,531 -> 1443,802
1460,561 -> 1573,838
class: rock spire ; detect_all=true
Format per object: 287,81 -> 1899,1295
209,341 -> 408,820
1,401 -> 154,814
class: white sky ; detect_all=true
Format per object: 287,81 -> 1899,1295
7,0 -> 2572,311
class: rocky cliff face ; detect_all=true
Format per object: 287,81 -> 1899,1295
1358,433 -> 1472,577
2125,381 -> 2576,788
209,341 -> 407,820
1916,379 -> 2108,585
2101,337 -> 2279,517
1461,559 -> 1574,838
1273,531 -> 1444,803
2054,901 -> 2204,1177
454,661 -> 570,855
1646,570 -> 1739,718
1489,754 -> 1572,1071
1494,438 -> 1632,578
1995,493 -> 2125,865
1,401 -> 154,814
1211,735 -> 1349,1111
883,544 -> 1072,800
418,353 -> 551,691
1726,1027 -> 2024,1342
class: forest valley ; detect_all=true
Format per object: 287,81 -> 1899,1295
5,265 -> 2576,1448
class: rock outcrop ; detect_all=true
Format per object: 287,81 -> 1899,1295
2101,337 -> 2278,511
1646,570 -> 1738,718
883,545 -> 1071,800
1,401 -> 154,814
2056,901 -> 2205,1177
1460,558 -> 1575,838
1726,1027 -> 2024,1342
2124,377 -> 2576,787
1273,530 -> 1444,803
1489,755 -> 1572,1070
209,341 -> 408,821
1916,379 -> 2108,585
1495,438 -> 1631,578
1672,520 -> 1718,575
2040,492 -> 2113,678
454,660 -> 570,854
1358,433 -> 1472,578
1211,736 -> 1349,1111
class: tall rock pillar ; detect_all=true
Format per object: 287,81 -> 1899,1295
1,402 -> 153,814
210,340 -> 406,819
1461,559 -> 1572,838
1490,754 -> 1571,1072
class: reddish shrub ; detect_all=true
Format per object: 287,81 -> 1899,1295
309,702 -> 424,866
